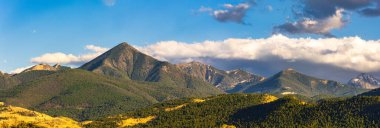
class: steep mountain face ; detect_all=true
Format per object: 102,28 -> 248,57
348,73 -> 380,89
81,43 -> 163,81
176,61 -> 264,91
80,43 -> 222,95
238,68 -> 366,97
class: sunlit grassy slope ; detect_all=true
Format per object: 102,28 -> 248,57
0,102 -> 81,128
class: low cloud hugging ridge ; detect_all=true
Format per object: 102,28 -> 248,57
137,35 -> 380,72
31,45 -> 108,65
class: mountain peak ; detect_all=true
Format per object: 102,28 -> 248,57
279,68 -> 299,75
116,42 -> 138,50
348,73 -> 380,89
21,64 -> 69,73
23,64 -> 58,73
284,68 -> 295,72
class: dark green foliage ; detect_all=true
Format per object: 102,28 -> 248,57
87,94 -> 271,128
230,96 -> 380,128
87,94 -> 380,128
360,88 -> 380,96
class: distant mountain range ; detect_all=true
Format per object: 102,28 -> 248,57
0,42 -> 376,120
348,73 -> 380,89
234,68 -> 367,97
175,61 -> 265,91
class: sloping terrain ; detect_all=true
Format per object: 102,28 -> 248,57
0,69 -> 220,121
229,96 -> 380,127
85,94 -> 380,128
0,102 -> 81,128
85,94 -> 278,128
348,73 -> 380,89
360,88 -> 380,96
176,61 -> 264,91
238,68 -> 367,97
80,43 -> 222,95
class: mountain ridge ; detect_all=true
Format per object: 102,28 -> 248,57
237,68 -> 367,97
175,61 -> 265,91
348,73 -> 380,89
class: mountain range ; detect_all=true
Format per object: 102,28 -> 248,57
175,61 -> 265,91
0,42 -> 376,121
348,73 -> 380,89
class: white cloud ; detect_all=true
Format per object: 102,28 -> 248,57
275,9 -> 347,37
10,65 -> 33,74
137,35 -> 380,72
212,3 -> 251,24
198,1 -> 254,24
31,45 -> 108,65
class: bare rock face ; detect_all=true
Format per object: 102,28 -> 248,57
176,61 -> 264,91
348,73 -> 380,89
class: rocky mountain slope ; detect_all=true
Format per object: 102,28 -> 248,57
175,61 -> 264,91
80,43 -> 222,95
348,73 -> 380,89
236,68 -> 367,97
0,43 -> 222,120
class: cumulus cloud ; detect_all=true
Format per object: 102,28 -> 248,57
198,0 -> 256,24
137,35 -> 380,72
300,0 -> 374,19
275,0 -> 380,36
212,3 -> 252,24
274,9 -> 347,37
31,45 -> 108,65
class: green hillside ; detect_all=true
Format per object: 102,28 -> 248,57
238,68 -> 367,97
0,69 -> 220,121
360,88 -> 380,96
85,94 -> 380,128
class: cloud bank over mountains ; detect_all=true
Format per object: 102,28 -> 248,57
23,35 -> 380,81
137,35 -> 380,73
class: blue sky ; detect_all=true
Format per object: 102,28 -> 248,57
1,0 -> 380,81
